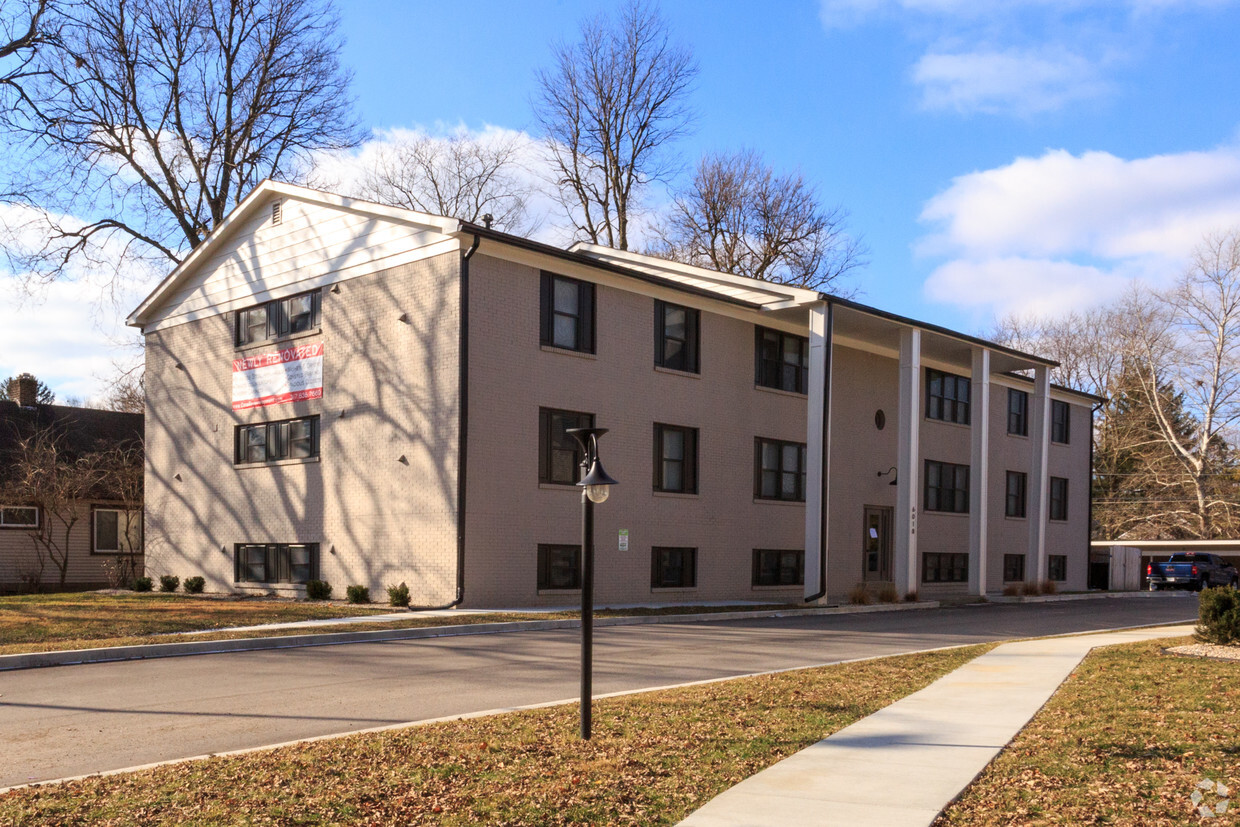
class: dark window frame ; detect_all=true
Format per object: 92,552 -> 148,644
651,546 -> 697,589
1007,388 -> 1028,436
1051,400 -> 1071,444
924,459 -> 970,514
538,408 -> 595,485
0,505 -> 39,529
922,552 -> 968,583
1048,555 -> 1067,581
1003,554 -> 1026,582
235,415 -> 320,465
537,544 -> 581,590
654,300 -> 700,373
234,543 -> 319,584
926,368 -> 971,425
234,289 -> 321,347
90,505 -> 143,555
754,437 -> 808,502
1005,470 -> 1027,518
1049,476 -> 1069,521
752,549 -> 805,587
755,326 -> 809,395
540,271 -> 596,353
653,423 -> 698,494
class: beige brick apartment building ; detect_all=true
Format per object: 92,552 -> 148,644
127,181 -> 1098,608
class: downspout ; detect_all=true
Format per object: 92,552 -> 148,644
805,300 -> 833,602
411,232 -> 480,611
1088,399 -> 1102,588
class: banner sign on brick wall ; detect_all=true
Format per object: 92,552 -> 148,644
231,342 -> 324,411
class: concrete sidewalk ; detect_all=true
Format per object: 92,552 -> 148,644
677,624 -> 1196,827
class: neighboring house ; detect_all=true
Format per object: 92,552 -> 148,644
127,180 -> 1100,607
0,377 -> 145,591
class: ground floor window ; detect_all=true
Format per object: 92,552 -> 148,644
93,507 -> 143,554
0,505 -> 39,528
752,549 -> 804,586
235,543 -> 318,584
537,544 -> 581,590
1003,554 -> 1026,582
651,547 -> 696,589
922,552 -> 967,583
1048,555 -> 1067,581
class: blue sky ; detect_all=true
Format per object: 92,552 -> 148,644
333,0 -> 1240,328
5,0 -> 1240,399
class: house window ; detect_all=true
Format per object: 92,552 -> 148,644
1049,555 -> 1067,581
922,552 -> 967,583
755,438 -> 807,502
926,369 -> 970,424
655,300 -> 699,373
924,460 -> 969,514
537,544 -> 581,590
539,408 -> 594,485
540,271 -> 595,353
0,505 -> 38,528
1008,389 -> 1028,436
1049,477 -> 1069,521
651,547 -> 697,589
1051,400 -> 1071,444
235,543 -> 318,584
654,424 -> 698,494
236,416 -> 320,465
752,549 -> 804,586
1005,471 -> 1027,518
755,327 -> 809,394
93,508 -> 143,553
1003,554 -> 1026,582
234,289 -> 321,346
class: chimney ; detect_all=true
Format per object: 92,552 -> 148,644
15,375 -> 38,408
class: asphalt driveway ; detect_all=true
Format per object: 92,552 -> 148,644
0,594 -> 1197,789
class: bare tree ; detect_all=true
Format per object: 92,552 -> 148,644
990,307 -> 1121,396
3,426 -> 103,586
0,0 -> 52,109
347,130 -> 534,233
1,0 -> 359,286
652,149 -> 866,293
102,366 -> 144,414
1118,230 -> 1240,539
534,1 -> 696,250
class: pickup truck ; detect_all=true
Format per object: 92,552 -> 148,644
1147,552 -> 1238,591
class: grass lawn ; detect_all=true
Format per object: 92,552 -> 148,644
0,595 -> 807,656
936,637 -> 1239,826
0,645 -> 987,825
0,592 -> 389,652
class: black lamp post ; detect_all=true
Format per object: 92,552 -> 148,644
566,426 -> 618,740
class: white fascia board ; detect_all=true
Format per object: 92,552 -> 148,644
568,242 -> 820,306
127,180 -> 461,329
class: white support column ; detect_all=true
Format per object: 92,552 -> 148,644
894,328 -> 921,597
968,348 -> 991,597
1028,365 -> 1051,582
804,302 -> 831,602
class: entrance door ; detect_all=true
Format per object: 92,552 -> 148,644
863,506 -> 893,582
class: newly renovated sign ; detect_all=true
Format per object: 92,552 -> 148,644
231,342 -> 324,411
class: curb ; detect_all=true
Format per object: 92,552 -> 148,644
0,600 -> 940,672
985,590 -> 1194,604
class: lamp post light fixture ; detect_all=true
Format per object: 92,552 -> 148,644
566,426 -> 618,740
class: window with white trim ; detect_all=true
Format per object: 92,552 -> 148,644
93,508 -> 143,554
0,506 -> 39,528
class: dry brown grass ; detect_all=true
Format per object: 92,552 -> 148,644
935,638 -> 1240,826
0,646 -> 988,825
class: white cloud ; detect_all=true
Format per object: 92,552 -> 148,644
0,203 -> 152,403
819,0 -> 1232,114
918,143 -> 1240,318
913,49 -> 1108,115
